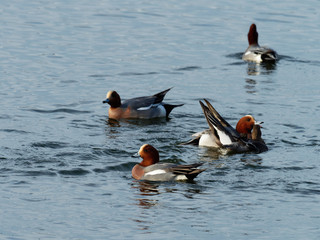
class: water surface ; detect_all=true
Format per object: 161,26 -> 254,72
1,0 -> 320,239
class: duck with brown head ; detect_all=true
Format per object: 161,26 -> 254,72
183,99 -> 268,153
132,144 -> 205,181
103,88 -> 183,120
236,115 -> 256,139
242,23 -> 278,63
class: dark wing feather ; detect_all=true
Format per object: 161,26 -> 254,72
122,88 -> 172,110
253,47 -> 277,61
170,163 -> 205,181
203,99 -> 240,139
200,100 -> 238,144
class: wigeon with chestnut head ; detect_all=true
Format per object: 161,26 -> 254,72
132,144 -> 205,181
103,88 -> 183,120
184,99 -> 268,153
242,23 -> 278,63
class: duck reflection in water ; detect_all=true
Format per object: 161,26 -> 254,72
244,78 -> 257,94
132,181 -> 160,209
247,61 -> 277,76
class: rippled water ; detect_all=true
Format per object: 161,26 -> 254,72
1,0 -> 320,239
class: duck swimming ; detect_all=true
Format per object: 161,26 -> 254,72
242,23 -> 278,63
185,99 -> 268,153
132,144 -> 205,181
103,88 -> 183,120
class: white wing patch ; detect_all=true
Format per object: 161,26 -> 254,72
145,169 -> 166,176
216,129 -> 233,145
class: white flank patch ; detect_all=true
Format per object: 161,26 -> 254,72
145,169 -> 166,176
243,51 -> 262,63
175,175 -> 188,181
199,133 -> 219,147
137,104 -> 152,111
158,105 -> 166,117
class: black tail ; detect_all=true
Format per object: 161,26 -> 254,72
171,163 -> 205,181
163,104 -> 184,118
261,50 -> 277,62
153,88 -> 172,104
186,169 -> 206,181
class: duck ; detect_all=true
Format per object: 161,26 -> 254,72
102,88 -> 183,120
132,144 -> 205,181
184,99 -> 268,153
242,23 -> 278,63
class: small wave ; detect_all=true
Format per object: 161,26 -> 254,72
92,148 -> 128,157
174,66 -> 201,71
137,11 -> 165,17
281,55 -> 320,66
93,162 -> 134,173
19,170 -> 57,177
0,129 -> 30,134
47,54 -> 63,59
58,168 -> 91,176
93,13 -> 136,19
26,108 -> 91,114
88,74 -> 111,78
225,52 -> 243,59
227,61 -> 246,66
264,12 -> 306,19
284,182 -> 320,195
54,103 -> 79,108
55,152 -> 79,157
274,166 -> 315,171
118,71 -> 158,76
0,114 -> 11,119
281,139 -> 304,146
21,197 -> 47,202
31,141 -> 68,149
70,123 -> 101,130
255,18 -> 292,24
282,123 -> 305,130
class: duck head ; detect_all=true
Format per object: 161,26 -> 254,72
248,23 -> 259,46
138,144 -> 159,167
103,91 -> 121,108
236,115 -> 256,138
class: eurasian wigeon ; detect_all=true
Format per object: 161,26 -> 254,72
242,23 -> 278,63
132,144 -> 205,181
185,99 -> 268,153
103,88 -> 183,120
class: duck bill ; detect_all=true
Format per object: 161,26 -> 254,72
132,152 -> 141,158
102,99 -> 109,104
255,121 -> 264,127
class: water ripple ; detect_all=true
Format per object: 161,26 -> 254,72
93,13 -> 136,19
118,71 -> 159,76
0,129 -> 30,134
58,168 -> 91,176
31,141 -> 69,149
17,170 -> 57,177
93,162 -> 134,173
174,66 -> 202,71
26,108 -> 92,114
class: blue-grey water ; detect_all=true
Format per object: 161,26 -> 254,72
1,0 -> 320,239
